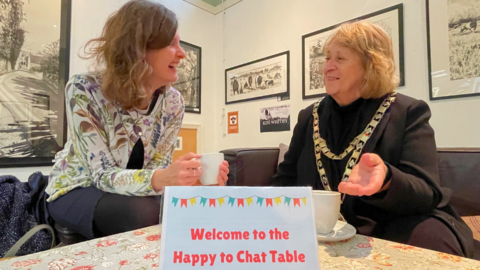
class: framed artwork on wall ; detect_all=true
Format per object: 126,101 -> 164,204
302,4 -> 404,99
426,0 -> 480,100
225,51 -> 289,104
0,0 -> 71,168
173,40 -> 201,113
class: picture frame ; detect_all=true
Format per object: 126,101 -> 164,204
0,0 -> 71,168
174,136 -> 183,151
173,40 -> 202,113
426,0 -> 480,100
225,51 -> 290,104
302,4 -> 404,99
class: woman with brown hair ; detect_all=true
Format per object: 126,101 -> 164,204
273,21 -> 475,257
45,0 -> 229,239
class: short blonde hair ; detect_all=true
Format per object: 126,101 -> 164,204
82,0 -> 177,110
323,21 -> 399,99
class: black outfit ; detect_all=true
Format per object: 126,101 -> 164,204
272,93 -> 475,258
47,90 -> 163,239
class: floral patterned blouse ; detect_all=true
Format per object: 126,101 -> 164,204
45,73 -> 184,202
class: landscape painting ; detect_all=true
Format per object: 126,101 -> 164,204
427,0 -> 480,99
0,0 -> 70,167
173,40 -> 201,113
225,51 -> 289,104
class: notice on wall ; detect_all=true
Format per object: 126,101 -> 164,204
159,186 -> 319,270
260,105 -> 290,133
228,111 -> 239,134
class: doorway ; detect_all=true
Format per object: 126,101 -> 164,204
172,128 -> 197,161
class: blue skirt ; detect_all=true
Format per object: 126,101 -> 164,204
47,185 -> 163,239
47,186 -> 104,239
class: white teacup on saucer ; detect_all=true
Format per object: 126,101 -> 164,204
316,220 -> 356,242
312,190 -> 341,234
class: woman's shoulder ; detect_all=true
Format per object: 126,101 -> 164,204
66,73 -> 102,95
162,86 -> 185,114
296,98 -> 324,121
67,72 -> 102,85
392,93 -> 430,114
166,86 -> 183,100
166,86 -> 185,104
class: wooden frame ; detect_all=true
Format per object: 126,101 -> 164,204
426,0 -> 480,100
302,4 -> 404,99
225,51 -> 290,104
173,40 -> 202,113
0,0 -> 70,167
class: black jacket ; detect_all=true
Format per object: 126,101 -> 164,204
272,93 -> 474,257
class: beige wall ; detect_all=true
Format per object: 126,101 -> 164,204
214,0 -> 479,150
0,0 -> 218,178
3,0 -> 479,178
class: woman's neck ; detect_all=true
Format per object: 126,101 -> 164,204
137,96 -> 152,110
137,81 -> 165,110
331,91 -> 361,107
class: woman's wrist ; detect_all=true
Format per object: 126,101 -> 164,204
151,169 -> 166,192
378,162 -> 392,193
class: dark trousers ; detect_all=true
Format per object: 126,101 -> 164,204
47,185 -> 162,239
379,215 -> 465,257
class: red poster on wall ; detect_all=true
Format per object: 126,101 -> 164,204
228,111 -> 239,134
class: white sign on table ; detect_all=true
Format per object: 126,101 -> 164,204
159,186 -> 320,270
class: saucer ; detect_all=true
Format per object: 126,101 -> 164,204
317,221 -> 356,242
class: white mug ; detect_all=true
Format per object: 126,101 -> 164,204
199,153 -> 224,186
312,190 -> 341,234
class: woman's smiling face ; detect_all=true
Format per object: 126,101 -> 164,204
323,43 -> 364,106
145,32 -> 186,88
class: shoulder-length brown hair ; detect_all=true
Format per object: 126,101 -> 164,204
82,0 -> 177,110
323,21 -> 399,99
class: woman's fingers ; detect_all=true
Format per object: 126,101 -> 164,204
360,153 -> 383,168
339,173 -> 384,196
217,170 -> 228,186
219,163 -> 229,173
358,174 -> 383,196
217,162 -> 229,186
178,152 -> 201,161
338,182 -> 361,196
181,159 -> 201,170
177,159 -> 229,187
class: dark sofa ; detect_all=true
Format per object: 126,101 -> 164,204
58,147 -> 480,248
221,147 -> 480,217
220,147 -> 480,258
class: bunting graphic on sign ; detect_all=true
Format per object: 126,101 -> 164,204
171,195 -> 308,208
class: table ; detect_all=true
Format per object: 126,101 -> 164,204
1,225 -> 479,269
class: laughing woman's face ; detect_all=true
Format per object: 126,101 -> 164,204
145,32 -> 186,88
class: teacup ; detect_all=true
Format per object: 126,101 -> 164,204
199,153 -> 224,185
312,190 -> 341,234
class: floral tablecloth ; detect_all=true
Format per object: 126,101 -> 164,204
1,225 -> 479,269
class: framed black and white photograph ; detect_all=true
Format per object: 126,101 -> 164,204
173,40 -> 201,113
426,0 -> 480,100
0,0 -> 70,167
260,104 -> 290,133
225,51 -> 289,104
302,4 -> 404,99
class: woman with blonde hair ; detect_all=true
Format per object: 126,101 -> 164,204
45,0 -> 229,239
273,21 -> 475,257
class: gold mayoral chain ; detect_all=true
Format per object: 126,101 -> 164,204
312,92 -> 397,198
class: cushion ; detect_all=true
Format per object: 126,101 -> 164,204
221,148 -> 280,186
278,143 -> 289,166
461,216 -> 480,241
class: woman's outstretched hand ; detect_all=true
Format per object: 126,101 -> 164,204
338,153 -> 390,196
